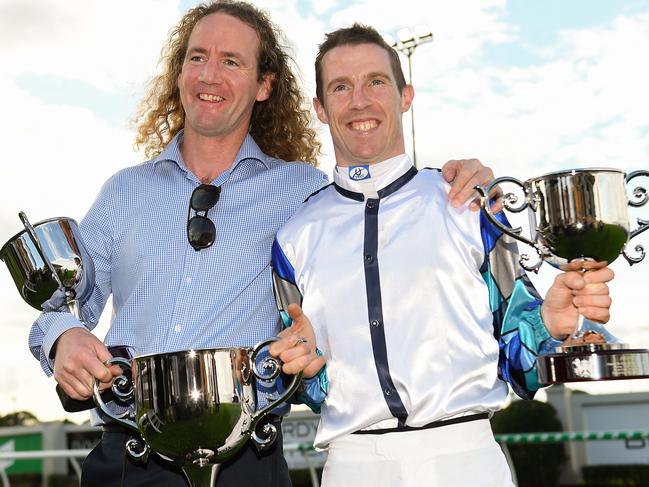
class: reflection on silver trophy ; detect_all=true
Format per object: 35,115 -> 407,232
94,342 -> 302,487
476,168 -> 649,384
0,212 -> 94,318
1,213 -> 104,409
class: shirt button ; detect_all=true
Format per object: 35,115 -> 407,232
371,320 -> 380,327
174,324 -> 182,333
364,254 -> 374,264
185,276 -> 192,284
385,388 -> 392,396
366,200 -> 377,209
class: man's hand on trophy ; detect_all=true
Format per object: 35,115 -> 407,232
269,303 -> 325,379
441,158 -> 503,212
541,265 -> 615,340
53,328 -> 123,400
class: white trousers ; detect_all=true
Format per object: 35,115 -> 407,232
321,419 -> 515,487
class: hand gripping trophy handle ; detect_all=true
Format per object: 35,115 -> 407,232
248,337 -> 304,448
92,338 -> 304,486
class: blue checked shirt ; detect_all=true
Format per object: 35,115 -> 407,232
28,130 -> 329,415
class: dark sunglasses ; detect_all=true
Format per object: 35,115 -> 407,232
187,184 -> 221,251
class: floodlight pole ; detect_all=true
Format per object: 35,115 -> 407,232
391,32 -> 433,167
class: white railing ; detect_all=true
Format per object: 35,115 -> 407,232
0,449 -> 88,487
5,432 -> 646,487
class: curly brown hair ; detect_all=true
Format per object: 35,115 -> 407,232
133,1 -> 320,165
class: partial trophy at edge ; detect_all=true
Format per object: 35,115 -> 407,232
476,168 -> 649,385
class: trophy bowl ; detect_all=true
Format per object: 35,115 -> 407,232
0,214 -> 94,316
476,168 -> 649,385
525,169 -> 631,267
94,340 -> 302,487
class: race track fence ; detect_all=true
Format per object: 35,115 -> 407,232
495,430 -> 649,444
1,431 -> 648,487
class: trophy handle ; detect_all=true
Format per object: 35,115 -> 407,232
248,337 -> 303,448
475,177 -> 544,272
624,170 -> 649,264
92,357 -> 139,432
125,437 -> 151,462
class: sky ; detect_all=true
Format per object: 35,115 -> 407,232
0,0 -> 648,422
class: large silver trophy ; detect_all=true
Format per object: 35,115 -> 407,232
476,168 -> 649,385
94,344 -> 302,487
1,212 -> 304,486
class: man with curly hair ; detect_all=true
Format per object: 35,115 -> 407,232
27,2 -> 495,486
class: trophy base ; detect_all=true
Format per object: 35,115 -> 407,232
537,345 -> 649,385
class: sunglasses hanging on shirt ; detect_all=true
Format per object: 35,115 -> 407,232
187,184 -> 221,251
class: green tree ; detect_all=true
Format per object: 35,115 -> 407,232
0,410 -> 39,427
492,400 -> 567,487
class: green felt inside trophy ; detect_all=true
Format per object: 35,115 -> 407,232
544,222 -> 628,264
142,402 -> 245,462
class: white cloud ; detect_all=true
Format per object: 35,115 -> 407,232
413,11 -> 649,176
309,0 -> 339,16
0,74 -> 137,241
255,0 -> 327,89
328,0 -> 515,70
0,0 -> 181,90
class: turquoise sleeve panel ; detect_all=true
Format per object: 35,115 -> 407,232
479,211 -> 554,399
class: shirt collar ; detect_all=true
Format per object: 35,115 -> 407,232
150,129 -> 270,175
232,133 -> 270,170
333,154 -> 414,199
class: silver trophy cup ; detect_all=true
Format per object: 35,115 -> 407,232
94,342 -> 303,487
0,212 -> 94,318
476,168 -> 649,384
1,213 -> 111,412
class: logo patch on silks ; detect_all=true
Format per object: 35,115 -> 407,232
349,165 -> 371,181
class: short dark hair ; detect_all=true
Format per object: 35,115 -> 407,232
315,23 -> 406,103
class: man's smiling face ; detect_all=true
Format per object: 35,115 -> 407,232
178,12 -> 272,141
314,42 -> 413,167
